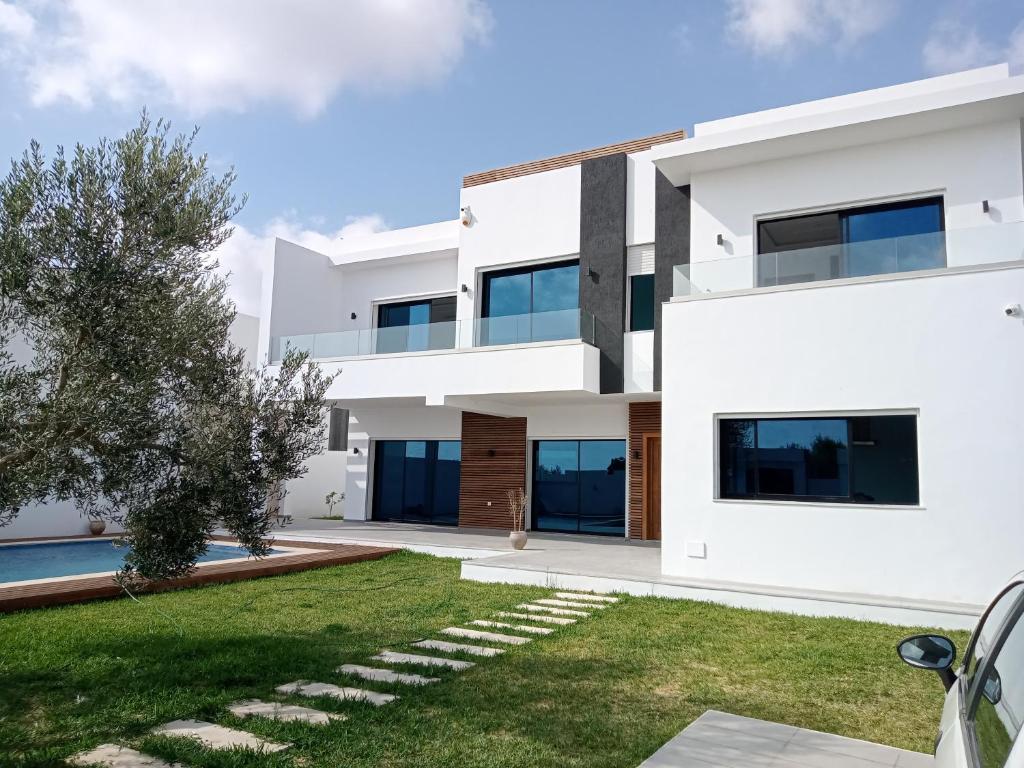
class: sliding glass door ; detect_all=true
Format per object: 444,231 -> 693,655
532,440 -> 626,536
372,440 -> 461,525
480,260 -> 579,345
375,296 -> 457,354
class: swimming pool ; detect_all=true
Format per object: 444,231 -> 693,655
0,539 -> 277,584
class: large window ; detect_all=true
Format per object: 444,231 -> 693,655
532,440 -> 626,536
372,440 -> 461,525
756,197 -> 945,287
719,415 -> 919,504
375,296 -> 456,354
480,260 -> 579,345
629,274 -> 655,331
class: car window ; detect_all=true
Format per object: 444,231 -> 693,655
964,583 -> 1024,683
967,598 -> 1024,768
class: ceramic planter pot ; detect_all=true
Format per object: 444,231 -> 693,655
88,519 -> 107,535
509,530 -> 527,550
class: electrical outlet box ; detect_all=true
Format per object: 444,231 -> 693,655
685,541 -> 707,559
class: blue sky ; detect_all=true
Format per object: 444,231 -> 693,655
0,0 -> 1022,313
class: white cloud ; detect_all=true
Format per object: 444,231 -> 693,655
0,0 -> 491,117
726,0 -> 894,57
922,18 -> 1024,75
212,214 -> 388,316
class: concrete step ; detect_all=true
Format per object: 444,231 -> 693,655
229,699 -> 344,724
69,744 -> 183,768
470,620 -> 554,635
373,649 -> 477,669
336,663 -> 440,685
412,639 -> 505,657
151,719 -> 289,752
496,611 -> 577,626
534,598 -> 607,610
555,591 -> 619,603
276,681 -> 397,706
440,627 -> 532,645
516,603 -> 590,617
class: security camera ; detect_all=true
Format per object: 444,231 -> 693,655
460,206 -> 474,228
1004,304 -> 1022,317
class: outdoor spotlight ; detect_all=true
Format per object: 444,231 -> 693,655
350,312 -> 357,320
460,283 -> 469,293
983,200 -> 990,213
716,233 -> 725,246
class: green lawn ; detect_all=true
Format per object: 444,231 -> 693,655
0,551 -> 964,768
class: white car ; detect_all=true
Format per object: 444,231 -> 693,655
898,572 -> 1024,768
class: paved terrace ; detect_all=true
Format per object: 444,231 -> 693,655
277,520 -> 981,630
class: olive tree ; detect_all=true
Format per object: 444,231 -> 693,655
0,116 -> 332,581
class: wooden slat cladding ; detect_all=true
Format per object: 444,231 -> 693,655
462,129 -> 687,188
458,411 -> 527,529
628,401 -> 662,539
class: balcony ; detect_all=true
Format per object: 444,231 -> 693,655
270,308 -> 595,362
674,221 -> 1024,297
267,309 -> 601,405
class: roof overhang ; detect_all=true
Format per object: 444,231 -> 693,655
653,75 -> 1024,186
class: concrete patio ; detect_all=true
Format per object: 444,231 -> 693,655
638,710 -> 933,768
273,520 -> 979,629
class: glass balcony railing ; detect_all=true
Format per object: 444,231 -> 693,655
674,221 -> 1024,297
269,308 -> 596,362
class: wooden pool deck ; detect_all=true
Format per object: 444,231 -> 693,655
0,538 -> 398,613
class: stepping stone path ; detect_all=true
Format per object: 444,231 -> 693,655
496,610 -> 577,625
337,664 -> 440,685
470,619 -> 554,635
373,649 -> 477,670
440,626 -> 533,645
151,719 -> 290,752
229,699 -> 344,724
412,639 -> 505,657
69,744 -> 183,768
276,681 -> 397,706
66,589 -> 621,766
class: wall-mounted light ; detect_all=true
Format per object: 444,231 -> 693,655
350,312 -> 357,320
460,283 -> 469,293
487,448 -> 497,457
716,234 -> 725,246
631,449 -> 640,460
460,206 -> 474,227
352,446 -> 361,456
983,200 -> 990,213
587,267 -> 598,281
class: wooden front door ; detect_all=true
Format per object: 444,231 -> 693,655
641,433 -> 662,540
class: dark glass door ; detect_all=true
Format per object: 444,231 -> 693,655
376,296 -> 457,354
372,440 -> 461,525
481,260 -> 579,345
532,440 -> 626,536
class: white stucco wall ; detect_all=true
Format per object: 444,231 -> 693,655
686,120 -> 1024,291
661,264 -> 1024,608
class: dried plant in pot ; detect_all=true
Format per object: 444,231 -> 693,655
507,488 -> 528,550
87,515 -> 107,536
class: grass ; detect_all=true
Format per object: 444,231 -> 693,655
0,551 -> 965,768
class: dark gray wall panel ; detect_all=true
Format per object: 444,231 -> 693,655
654,174 -> 690,390
579,153 -> 628,394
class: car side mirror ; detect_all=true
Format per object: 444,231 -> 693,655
982,668 -> 1002,705
897,634 -> 957,691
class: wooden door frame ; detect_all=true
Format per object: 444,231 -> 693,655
640,431 -> 661,540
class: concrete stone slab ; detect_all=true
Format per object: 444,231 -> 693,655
228,699 -> 344,724
336,664 -> 439,685
516,603 -> 590,617
440,627 -> 532,645
496,611 -> 577,625
276,681 -> 397,706
638,710 -> 934,768
554,592 -> 619,603
470,619 -> 554,635
69,744 -> 183,768
411,639 -> 504,657
534,598 -> 607,609
373,649 -> 477,669
151,719 -> 289,752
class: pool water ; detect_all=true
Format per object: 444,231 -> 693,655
0,540 -> 276,583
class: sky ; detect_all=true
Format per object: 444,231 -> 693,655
1,0 -> 1022,316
